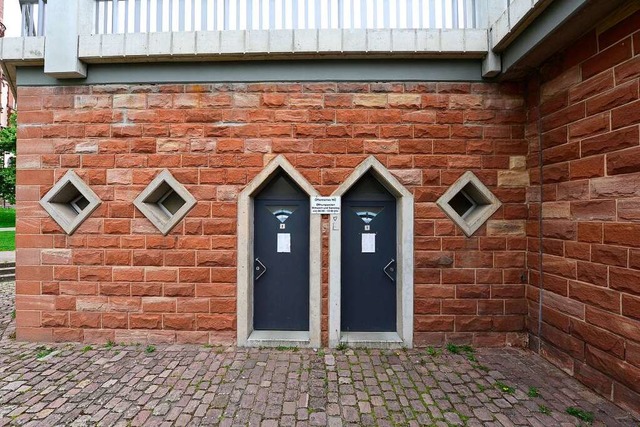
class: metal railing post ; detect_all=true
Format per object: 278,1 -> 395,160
452,0 -> 459,29
236,0 -> 241,30
38,0 -> 46,35
383,0 -> 389,29
178,0 -> 185,31
27,4 -> 35,35
201,0 -> 208,30
111,0 -> 118,33
269,0 -> 275,30
314,0 -> 320,29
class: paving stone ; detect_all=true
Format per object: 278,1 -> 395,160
0,282 -> 637,426
444,412 -> 464,425
309,411 -> 327,426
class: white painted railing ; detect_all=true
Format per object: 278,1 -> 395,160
19,0 -> 46,37
18,0 -> 480,37
95,0 -> 479,33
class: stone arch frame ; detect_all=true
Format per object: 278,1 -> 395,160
329,156 -> 414,348
237,155 -> 321,348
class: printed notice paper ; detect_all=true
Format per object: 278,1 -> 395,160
362,233 -> 376,253
277,233 -> 291,253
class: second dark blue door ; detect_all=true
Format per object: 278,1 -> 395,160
341,172 -> 397,332
253,173 -> 309,331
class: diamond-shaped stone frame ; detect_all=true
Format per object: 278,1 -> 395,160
133,169 -> 196,236
436,171 -> 501,237
40,170 -> 102,235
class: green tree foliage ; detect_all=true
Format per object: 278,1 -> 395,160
0,113 -> 16,204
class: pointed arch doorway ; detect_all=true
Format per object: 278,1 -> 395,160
329,156 -> 414,348
237,155 -> 321,348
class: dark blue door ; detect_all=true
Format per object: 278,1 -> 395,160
341,173 -> 397,332
253,173 -> 309,331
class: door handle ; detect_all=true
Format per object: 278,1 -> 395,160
255,258 -> 267,281
383,259 -> 395,282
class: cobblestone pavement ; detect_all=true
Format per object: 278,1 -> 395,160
0,282 -> 15,342
0,283 -> 638,426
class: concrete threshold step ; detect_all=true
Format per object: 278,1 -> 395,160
0,261 -> 16,282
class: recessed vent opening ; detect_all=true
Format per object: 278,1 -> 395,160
49,182 -> 87,218
436,172 -> 501,237
144,181 -> 187,219
134,170 -> 196,235
40,171 -> 102,235
158,189 -> 186,216
70,194 -> 90,214
448,189 -> 475,218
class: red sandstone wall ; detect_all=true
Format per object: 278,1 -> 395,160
525,9 -> 640,416
15,81 -> 528,346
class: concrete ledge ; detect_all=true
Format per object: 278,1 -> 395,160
76,29 -> 488,61
1,29 -> 489,67
0,37 -> 45,61
246,331 -> 312,348
339,332 -> 404,349
2,28 -> 488,86
0,37 -> 45,93
491,0 -> 553,52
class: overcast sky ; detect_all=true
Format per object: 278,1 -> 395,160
5,0 -> 21,37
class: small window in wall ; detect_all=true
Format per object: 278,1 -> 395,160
133,170 -> 196,235
436,171 -> 501,237
40,170 -> 102,235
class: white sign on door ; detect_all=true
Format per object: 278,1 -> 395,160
311,196 -> 341,215
362,233 -> 376,253
277,233 -> 291,253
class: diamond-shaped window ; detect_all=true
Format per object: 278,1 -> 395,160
40,170 -> 102,235
133,169 -> 196,235
436,171 -> 501,237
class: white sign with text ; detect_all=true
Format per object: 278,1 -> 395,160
311,196 -> 341,215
